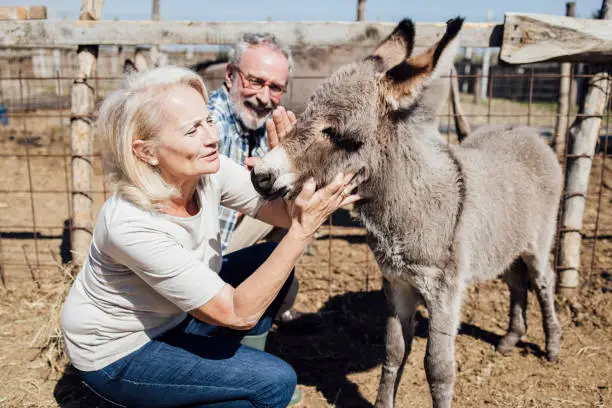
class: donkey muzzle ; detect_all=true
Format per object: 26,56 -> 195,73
251,147 -> 295,200
251,167 -> 277,196
251,165 -> 295,200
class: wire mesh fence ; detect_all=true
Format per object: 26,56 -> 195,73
0,45 -> 610,299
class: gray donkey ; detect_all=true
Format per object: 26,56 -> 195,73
251,17 -> 562,408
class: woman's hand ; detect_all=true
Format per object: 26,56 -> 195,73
286,173 -> 362,242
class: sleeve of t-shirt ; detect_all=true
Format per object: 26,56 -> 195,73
216,155 -> 266,217
103,219 -> 226,312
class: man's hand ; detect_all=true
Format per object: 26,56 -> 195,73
265,106 -> 297,150
245,106 -> 296,171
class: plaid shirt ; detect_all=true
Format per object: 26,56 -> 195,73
208,85 -> 269,254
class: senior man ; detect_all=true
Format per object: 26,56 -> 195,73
208,32 -> 322,335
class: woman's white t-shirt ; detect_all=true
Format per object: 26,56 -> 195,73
61,156 -> 265,371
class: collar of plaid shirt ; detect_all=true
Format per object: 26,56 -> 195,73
208,84 -> 269,254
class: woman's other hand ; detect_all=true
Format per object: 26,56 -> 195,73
286,173 -> 362,242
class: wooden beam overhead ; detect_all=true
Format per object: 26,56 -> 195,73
0,20 -> 502,48
1,13 -> 609,64
501,12 -> 612,64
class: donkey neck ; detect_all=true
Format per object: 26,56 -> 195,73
372,118 -> 459,211
356,116 -> 465,267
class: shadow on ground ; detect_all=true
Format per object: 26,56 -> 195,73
53,289 -> 545,408
268,289 -> 545,407
54,364 -> 116,408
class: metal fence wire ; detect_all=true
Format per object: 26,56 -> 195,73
0,46 -> 610,297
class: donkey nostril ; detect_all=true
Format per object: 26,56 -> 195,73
251,169 -> 275,192
257,173 -> 271,183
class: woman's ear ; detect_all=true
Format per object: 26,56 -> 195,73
133,139 -> 158,166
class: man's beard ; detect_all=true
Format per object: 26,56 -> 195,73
229,79 -> 275,131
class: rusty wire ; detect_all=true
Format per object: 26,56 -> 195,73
0,58 -> 610,293
589,76 -> 612,275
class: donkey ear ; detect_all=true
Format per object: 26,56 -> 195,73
381,17 -> 464,110
368,18 -> 415,71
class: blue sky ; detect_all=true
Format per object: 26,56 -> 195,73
4,0 -> 606,22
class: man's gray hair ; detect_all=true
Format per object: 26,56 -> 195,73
228,32 -> 294,74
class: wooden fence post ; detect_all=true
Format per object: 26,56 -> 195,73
150,0 -> 160,67
553,2 -> 576,156
53,49 -> 63,94
356,0 -> 366,21
71,0 -> 103,266
473,68 -> 482,105
558,0 -> 611,297
461,47 -> 472,93
479,9 -> 494,103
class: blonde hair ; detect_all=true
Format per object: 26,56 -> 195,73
97,66 -> 208,211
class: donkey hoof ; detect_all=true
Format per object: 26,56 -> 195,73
546,350 -> 560,363
496,344 -> 514,356
497,334 -> 521,356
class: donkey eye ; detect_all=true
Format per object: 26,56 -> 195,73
322,127 -> 341,140
322,127 -> 362,152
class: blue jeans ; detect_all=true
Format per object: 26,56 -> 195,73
78,243 -> 297,408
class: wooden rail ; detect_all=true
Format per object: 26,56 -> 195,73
1,13 -> 610,64
0,20 -> 502,48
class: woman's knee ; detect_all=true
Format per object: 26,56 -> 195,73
252,359 -> 297,407
272,359 -> 297,392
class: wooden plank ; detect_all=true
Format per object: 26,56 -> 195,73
0,20 -> 502,48
0,6 -> 46,20
501,12 -> 612,64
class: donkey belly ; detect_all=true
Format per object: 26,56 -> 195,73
456,127 -> 561,282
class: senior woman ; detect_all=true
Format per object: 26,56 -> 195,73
60,65 -> 360,408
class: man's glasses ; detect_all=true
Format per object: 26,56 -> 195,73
233,66 -> 287,96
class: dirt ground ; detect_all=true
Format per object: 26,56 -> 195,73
1,159 -> 611,408
0,80 -> 611,406
0,214 -> 610,408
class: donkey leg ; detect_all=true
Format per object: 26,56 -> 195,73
498,258 -> 529,355
524,252 -> 561,362
375,278 -> 420,408
423,286 -> 462,408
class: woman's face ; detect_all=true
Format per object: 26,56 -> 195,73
151,85 -> 220,184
